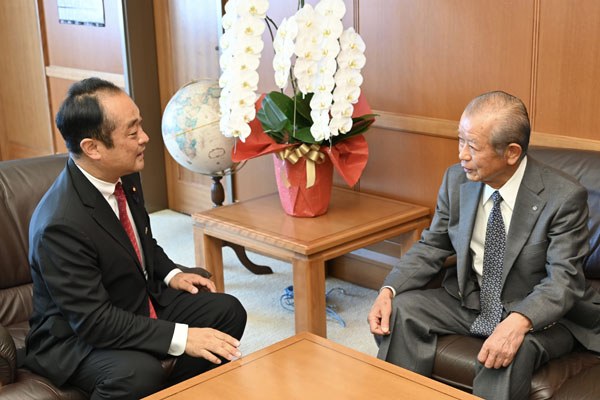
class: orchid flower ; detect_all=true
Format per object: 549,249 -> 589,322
220,0 -> 368,144
237,0 -> 269,18
218,0 -> 268,140
272,17 -> 297,90
329,27 -> 366,137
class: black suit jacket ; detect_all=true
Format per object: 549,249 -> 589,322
24,159 -> 181,386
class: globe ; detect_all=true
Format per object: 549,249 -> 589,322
161,79 -> 236,175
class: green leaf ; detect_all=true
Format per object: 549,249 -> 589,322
257,108 -> 285,143
292,92 -> 313,123
352,113 -> 378,122
264,91 -> 312,129
261,94 -> 289,133
330,115 -> 377,145
291,126 -> 320,144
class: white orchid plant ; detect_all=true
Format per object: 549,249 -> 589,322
218,0 -> 375,147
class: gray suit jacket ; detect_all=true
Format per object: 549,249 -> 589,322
383,157 -> 600,352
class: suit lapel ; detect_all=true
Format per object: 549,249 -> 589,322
502,159 -> 545,285
457,180 -> 483,293
67,160 -> 143,269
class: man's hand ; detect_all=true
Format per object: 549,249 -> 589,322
169,272 -> 216,294
477,312 -> 533,369
368,288 -> 394,335
185,327 -> 241,364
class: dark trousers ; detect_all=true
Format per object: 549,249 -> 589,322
67,291 -> 246,400
377,288 -> 574,400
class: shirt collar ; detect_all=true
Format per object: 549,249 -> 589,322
482,155 -> 528,211
74,161 -> 121,198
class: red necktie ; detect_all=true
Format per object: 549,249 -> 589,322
114,182 -> 157,319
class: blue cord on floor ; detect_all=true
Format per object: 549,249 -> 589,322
279,285 -> 347,327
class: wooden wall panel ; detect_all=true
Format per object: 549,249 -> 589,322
534,0 -> 600,139
357,0 -> 537,208
0,1 -> 53,160
47,77 -> 71,154
154,0 -> 223,214
42,0 -> 123,73
361,127 -> 458,211
360,0 -> 535,121
40,0 -> 126,158
154,0 -> 600,214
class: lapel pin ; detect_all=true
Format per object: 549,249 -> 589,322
532,205 -> 538,211
145,227 -> 148,235
131,186 -> 140,203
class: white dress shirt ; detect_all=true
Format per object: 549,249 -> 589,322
470,156 -> 528,285
76,163 -> 187,356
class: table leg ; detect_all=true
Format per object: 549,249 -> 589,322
202,234 -> 224,292
292,256 -> 327,337
223,241 -> 273,275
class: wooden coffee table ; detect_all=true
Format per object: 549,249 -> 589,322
143,332 -> 480,400
192,187 -> 429,337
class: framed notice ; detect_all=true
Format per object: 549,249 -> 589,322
57,0 -> 105,27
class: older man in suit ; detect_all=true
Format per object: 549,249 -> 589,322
368,91 -> 600,400
24,78 -> 247,399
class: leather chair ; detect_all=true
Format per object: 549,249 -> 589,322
430,147 -> 600,399
0,154 -> 210,399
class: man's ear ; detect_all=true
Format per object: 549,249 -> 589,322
80,138 -> 101,160
505,143 -> 522,166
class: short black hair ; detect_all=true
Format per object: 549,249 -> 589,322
463,91 -> 530,160
55,78 -> 122,155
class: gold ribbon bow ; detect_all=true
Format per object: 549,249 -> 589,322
276,143 -> 326,188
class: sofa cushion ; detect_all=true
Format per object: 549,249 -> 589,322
551,363 -> 600,400
0,154 -> 68,292
433,334 -> 600,399
0,284 -> 33,328
529,350 -> 600,400
529,147 -> 600,278
0,368 -> 87,400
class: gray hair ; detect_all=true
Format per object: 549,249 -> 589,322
463,91 -> 530,160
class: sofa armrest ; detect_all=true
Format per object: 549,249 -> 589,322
176,264 -> 213,293
176,264 -> 211,279
0,323 -> 16,386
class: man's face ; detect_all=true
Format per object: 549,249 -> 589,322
457,112 -> 511,189
95,91 -> 149,182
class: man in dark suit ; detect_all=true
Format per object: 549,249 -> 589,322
368,91 -> 600,399
24,78 -> 247,399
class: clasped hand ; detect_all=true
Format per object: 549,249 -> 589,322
477,312 -> 532,369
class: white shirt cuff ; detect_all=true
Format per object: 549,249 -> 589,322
168,323 -> 188,356
381,285 -> 396,298
164,268 -> 183,286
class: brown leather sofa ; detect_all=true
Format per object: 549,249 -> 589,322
430,147 -> 600,399
0,154 -> 209,399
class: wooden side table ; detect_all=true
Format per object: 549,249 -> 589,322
192,187 -> 430,337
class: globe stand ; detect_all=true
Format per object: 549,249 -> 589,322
211,175 -> 273,275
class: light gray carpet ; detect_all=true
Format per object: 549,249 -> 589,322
149,209 -> 380,358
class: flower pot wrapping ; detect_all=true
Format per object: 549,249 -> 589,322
273,152 -> 334,217
231,93 -> 373,217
